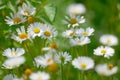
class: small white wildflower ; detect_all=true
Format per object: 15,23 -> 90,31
55,52 -> 72,64
72,56 -> 94,70
100,34 -> 118,46
29,71 -> 50,80
18,3 -> 36,16
35,53 -> 54,68
62,29 -> 75,38
28,22 -> 44,39
75,27 -> 94,37
70,37 -> 90,46
5,13 -> 26,26
95,63 -> 118,76
67,3 -> 86,15
2,56 -> 25,69
93,46 -> 115,59
3,48 -> 25,58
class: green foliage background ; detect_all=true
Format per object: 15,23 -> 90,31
0,0 -> 120,80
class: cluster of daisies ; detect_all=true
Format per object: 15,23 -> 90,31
1,2 -> 119,80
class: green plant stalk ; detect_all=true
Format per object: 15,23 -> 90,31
60,62 -> 63,80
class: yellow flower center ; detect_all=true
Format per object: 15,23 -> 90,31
77,40 -> 82,44
101,50 -> 106,54
70,32 -> 74,37
38,76 -> 42,80
48,62 -> 58,72
47,58 -> 52,63
50,43 -> 58,49
81,63 -> 87,68
19,32 -> 28,39
13,17 -> 21,24
24,68 -> 32,75
70,18 -> 77,24
27,16 -> 34,23
82,31 -> 88,35
107,39 -> 111,43
44,31 -> 51,36
33,27 -> 40,34
108,64 -> 114,70
11,52 -> 16,56
24,10 -> 29,15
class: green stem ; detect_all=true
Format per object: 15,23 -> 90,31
60,62 -> 63,80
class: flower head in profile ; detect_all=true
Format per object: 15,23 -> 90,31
72,56 -> 94,70
62,29 -> 75,38
70,37 -> 90,46
11,26 -> 30,43
63,14 -> 85,28
41,24 -> 58,40
5,13 -> 26,26
3,74 -> 21,80
67,3 -> 86,15
29,71 -> 50,80
100,34 -> 118,46
75,27 -> 94,37
2,56 -> 25,69
35,53 -> 54,68
93,46 -> 115,59
28,22 -> 44,39
55,52 -> 72,64
3,48 -> 25,58
18,3 -> 36,16
95,63 -> 118,76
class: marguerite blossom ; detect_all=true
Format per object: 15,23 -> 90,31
2,56 -> 25,69
11,26 -> 30,43
100,34 -> 118,46
29,71 -> 50,80
41,24 -> 58,40
2,48 -> 25,58
18,3 -> 36,16
67,3 -> 86,15
72,56 -> 94,70
55,52 -> 72,64
3,74 -> 23,80
95,63 -> 118,76
5,13 -> 26,26
70,37 -> 90,46
28,22 -> 44,38
93,46 -> 115,59
35,53 -> 54,68
62,29 -> 75,38
63,14 -> 85,28
42,43 -> 58,53
75,27 -> 94,37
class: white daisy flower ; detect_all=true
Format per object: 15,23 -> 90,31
29,71 -> 50,80
72,56 -> 94,70
3,74 -> 23,80
100,34 -> 118,46
35,53 -> 54,68
55,52 -> 72,64
67,3 -> 86,15
5,13 -> 26,26
75,27 -> 94,37
63,14 -> 85,28
70,37 -> 90,46
95,63 -> 118,76
28,22 -> 44,38
3,74 -> 20,80
42,43 -> 58,53
62,29 -> 75,38
2,56 -> 25,69
2,48 -> 25,58
18,3 -> 36,16
41,24 -> 58,40
93,46 -> 115,59
11,26 -> 30,43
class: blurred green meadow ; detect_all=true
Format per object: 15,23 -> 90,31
0,0 -> 120,80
